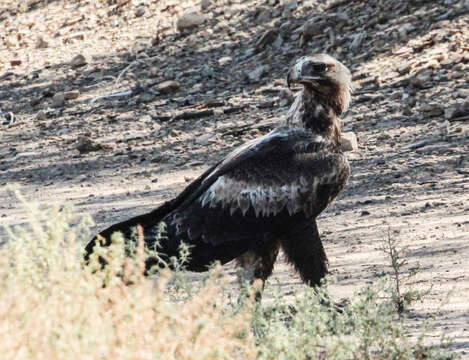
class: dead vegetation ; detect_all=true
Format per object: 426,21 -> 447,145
0,190 -> 456,360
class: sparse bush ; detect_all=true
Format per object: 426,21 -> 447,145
253,278 -> 454,360
0,188 -> 255,360
0,190 -> 456,360
381,227 -> 429,314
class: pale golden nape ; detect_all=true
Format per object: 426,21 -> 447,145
288,53 -> 353,115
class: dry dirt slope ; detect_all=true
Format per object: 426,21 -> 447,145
0,0 -> 468,355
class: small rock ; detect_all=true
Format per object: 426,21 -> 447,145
70,54 -> 87,67
196,133 -> 215,144
258,100 -> 275,109
30,96 -> 43,107
76,137 -> 110,154
377,133 -> 392,140
156,80 -> 180,94
282,1 -> 298,18
170,129 -> 180,137
224,6 -> 241,19
255,28 -> 278,50
139,114 -> 152,123
303,19 -> 322,40
66,32 -> 85,41
64,90 -> 80,100
135,6 -> 145,17
218,56 -> 233,66
397,61 -> 412,74
444,106 -> 459,119
398,23 -> 414,39
268,31 -> 281,47
361,210 -> 370,216
149,67 -> 160,78
213,108 -> 224,117
279,98 -> 289,107
278,89 -> 294,106
255,6 -> 271,24
350,32 -> 365,51
177,11 -> 206,31
52,93 -> 65,107
0,112 -> 15,126
457,88 -> 469,98
12,152 -> 40,161
35,37 -> 49,49
248,65 -> 269,82
139,92 -> 156,103
410,74 -> 429,89
331,12 -> 350,23
420,104 -> 443,116
279,21 -> 291,38
36,110 -> 49,120
340,132 -> 358,151
201,0 -> 211,11
10,60 -> 22,66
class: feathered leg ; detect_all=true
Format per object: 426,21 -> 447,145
280,219 -> 328,286
236,241 -> 280,300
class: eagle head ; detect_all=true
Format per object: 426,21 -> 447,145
287,54 -> 353,115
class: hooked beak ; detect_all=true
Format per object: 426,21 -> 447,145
287,58 -> 323,89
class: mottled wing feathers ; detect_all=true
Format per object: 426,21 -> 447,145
196,128 -> 349,218
177,127 -> 313,211
163,127 -> 349,246
88,126 -> 349,259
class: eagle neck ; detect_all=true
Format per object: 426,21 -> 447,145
300,90 -> 342,149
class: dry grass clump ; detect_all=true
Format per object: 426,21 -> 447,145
0,188 -> 255,360
0,189 -> 456,360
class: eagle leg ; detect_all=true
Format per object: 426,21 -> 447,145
236,240 -> 280,300
280,219 -> 328,287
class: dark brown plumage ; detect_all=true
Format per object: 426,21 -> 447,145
85,54 -> 353,291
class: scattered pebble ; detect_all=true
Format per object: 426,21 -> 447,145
177,11 -> 206,31
444,107 -> 459,120
340,132 -> 359,151
282,1 -> 298,18
35,37 -> 49,49
200,0 -> 211,11
196,133 -> 216,145
456,88 -> 469,98
255,29 -> 278,50
52,93 -> 66,107
64,90 -> 80,100
218,56 -> 233,66
303,19 -> 322,40
75,137 -> 112,154
255,6 -> 271,24
70,54 -> 87,67
248,65 -> 269,82
156,80 -> 180,94
135,6 -> 145,17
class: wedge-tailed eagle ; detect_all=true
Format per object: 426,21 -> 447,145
85,54 -> 353,290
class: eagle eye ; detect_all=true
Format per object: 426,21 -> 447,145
312,63 -> 327,73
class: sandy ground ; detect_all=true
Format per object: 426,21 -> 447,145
1,0 -> 468,356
